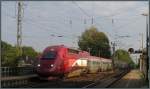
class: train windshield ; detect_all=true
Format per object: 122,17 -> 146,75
42,51 -> 57,59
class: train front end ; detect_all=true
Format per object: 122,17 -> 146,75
36,46 -> 61,77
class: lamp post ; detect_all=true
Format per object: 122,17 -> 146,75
141,13 -> 149,85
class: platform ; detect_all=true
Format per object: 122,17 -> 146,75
110,69 -> 145,88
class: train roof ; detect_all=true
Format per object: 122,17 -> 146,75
43,45 -> 111,63
44,45 -> 82,52
43,45 -> 65,52
87,56 -> 112,62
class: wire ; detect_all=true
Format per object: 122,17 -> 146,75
20,2 -> 78,32
72,1 -> 91,18
23,22 -> 79,44
23,18 -> 79,40
72,1 -> 104,30
14,1 -> 17,18
23,12 -> 73,32
114,16 -> 143,31
5,12 -> 64,38
5,3 -> 145,48
24,17 -> 67,32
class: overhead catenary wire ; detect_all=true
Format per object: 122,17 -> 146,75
91,3 -> 144,20
22,14 -> 75,37
21,5 -> 88,42
71,1 -> 143,33
24,20 -> 79,39
23,20 -> 78,43
25,19 -> 78,38
5,12 -> 79,42
113,17 -> 145,49
4,2 -> 147,50
6,8 -> 144,42
22,3 -> 79,32
113,16 -> 143,32
72,1 -> 104,30
14,1 -> 17,18
23,1 -> 139,36
72,1 -> 91,18
22,6 -> 81,34
107,15 -> 142,41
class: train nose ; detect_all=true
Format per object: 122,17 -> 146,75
37,64 -> 56,76
42,63 -> 55,70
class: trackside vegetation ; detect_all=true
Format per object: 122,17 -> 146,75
1,40 -> 39,67
113,49 -> 135,66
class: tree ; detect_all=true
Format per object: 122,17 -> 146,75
1,41 -> 18,67
22,46 -> 38,58
78,26 -> 111,58
18,46 -> 38,66
113,49 -> 135,66
1,41 -> 38,67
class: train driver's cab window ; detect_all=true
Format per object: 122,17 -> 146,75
68,49 -> 79,54
42,51 -> 57,59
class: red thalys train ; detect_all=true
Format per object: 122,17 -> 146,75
36,45 -> 112,79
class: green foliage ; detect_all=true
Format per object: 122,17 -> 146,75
113,49 -> 134,65
22,46 -> 38,58
1,41 -> 38,67
78,26 -> 111,58
1,41 -> 18,67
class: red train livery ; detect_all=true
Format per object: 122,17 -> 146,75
36,45 -> 112,79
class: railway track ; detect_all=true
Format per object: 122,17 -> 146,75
1,74 -> 38,88
82,69 -> 130,88
18,70 -> 118,88
3,69 -> 129,88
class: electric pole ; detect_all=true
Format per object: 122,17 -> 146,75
111,18 -> 116,71
145,14 -> 149,84
111,42 -> 116,71
139,33 -> 144,72
141,13 -> 149,85
91,17 -> 94,25
17,1 -> 23,57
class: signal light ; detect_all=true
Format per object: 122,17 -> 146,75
128,48 -> 134,53
134,50 -> 142,53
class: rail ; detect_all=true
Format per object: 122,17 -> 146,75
1,66 -> 36,77
1,66 -> 37,88
82,69 -> 130,88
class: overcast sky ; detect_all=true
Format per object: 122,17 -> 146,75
2,1 -> 149,52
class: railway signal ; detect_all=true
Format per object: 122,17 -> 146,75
128,48 -> 134,53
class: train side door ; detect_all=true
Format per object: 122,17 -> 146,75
63,49 -> 69,73
59,48 -> 66,72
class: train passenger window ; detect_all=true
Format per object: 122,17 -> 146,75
68,49 -> 79,54
42,51 -> 57,59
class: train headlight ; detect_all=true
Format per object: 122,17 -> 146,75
37,64 -> 40,67
50,64 -> 54,67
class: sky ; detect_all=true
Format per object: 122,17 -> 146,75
2,1 -> 149,52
